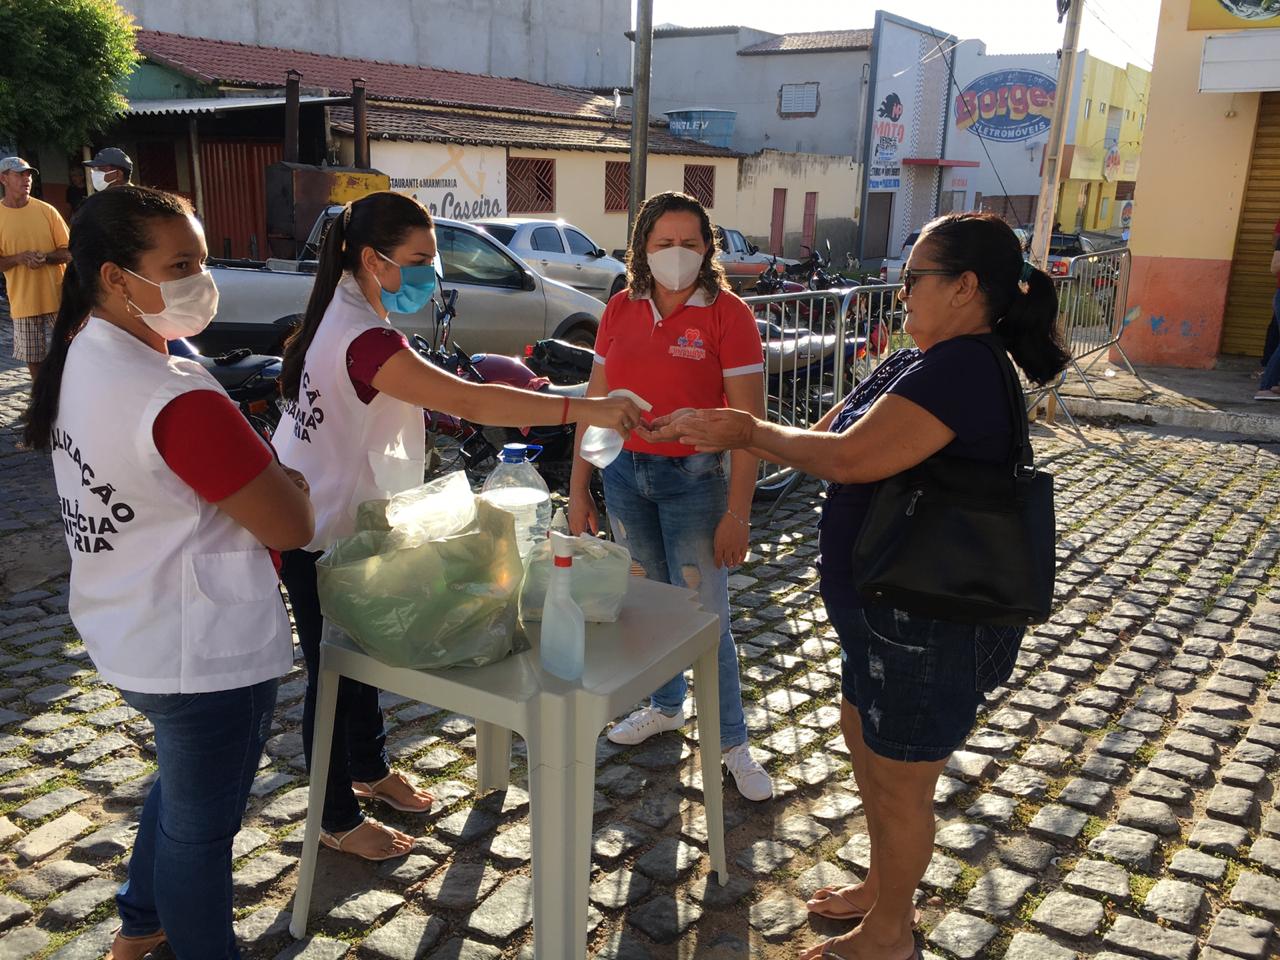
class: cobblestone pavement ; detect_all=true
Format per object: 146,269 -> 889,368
0,323 -> 1278,960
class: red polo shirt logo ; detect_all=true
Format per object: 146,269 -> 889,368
670,327 -> 706,361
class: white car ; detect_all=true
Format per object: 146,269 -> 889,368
201,212 -> 606,355
879,231 -> 920,284
473,218 -> 627,302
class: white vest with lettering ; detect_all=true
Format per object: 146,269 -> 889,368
272,277 -> 424,552
52,317 -> 293,694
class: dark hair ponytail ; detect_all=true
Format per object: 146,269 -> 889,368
24,186 -> 193,450
919,212 -> 1071,385
280,191 -> 434,400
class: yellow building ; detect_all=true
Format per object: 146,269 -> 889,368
1125,0 -> 1280,367
1057,54 -> 1151,235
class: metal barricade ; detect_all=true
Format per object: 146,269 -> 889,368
1056,246 -> 1149,396
1027,248 -> 1146,444
742,283 -> 904,502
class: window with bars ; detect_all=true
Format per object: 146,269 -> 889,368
683,164 -> 715,209
507,156 -> 555,214
604,160 -> 629,212
779,82 -> 820,117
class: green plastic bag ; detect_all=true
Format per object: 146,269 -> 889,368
316,497 -> 524,669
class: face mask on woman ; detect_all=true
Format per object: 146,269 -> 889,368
123,268 -> 219,339
648,246 -> 703,292
376,251 -> 437,314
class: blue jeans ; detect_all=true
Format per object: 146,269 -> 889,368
280,548 -> 390,833
116,679 -> 278,960
1261,290 -> 1280,390
603,449 -> 748,749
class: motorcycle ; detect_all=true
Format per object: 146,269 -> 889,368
168,338 -> 283,440
417,289 -> 594,497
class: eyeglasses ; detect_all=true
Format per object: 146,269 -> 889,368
900,267 -> 954,297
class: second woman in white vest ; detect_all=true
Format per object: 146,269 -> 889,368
272,191 -> 642,860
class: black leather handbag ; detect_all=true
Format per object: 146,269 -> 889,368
850,335 -> 1055,626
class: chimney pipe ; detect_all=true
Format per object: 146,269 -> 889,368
352,78 -> 369,169
284,69 -> 301,163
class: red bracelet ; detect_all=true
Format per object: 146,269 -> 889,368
560,395 -> 571,425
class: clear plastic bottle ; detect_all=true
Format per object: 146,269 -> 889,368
479,443 -> 551,558
579,389 -> 653,468
540,532 -> 585,680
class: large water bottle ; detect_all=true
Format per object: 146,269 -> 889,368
540,532 -> 585,681
579,389 -> 653,468
480,443 -> 551,558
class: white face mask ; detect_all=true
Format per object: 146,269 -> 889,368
648,246 -> 704,292
89,168 -> 111,192
124,268 -> 219,339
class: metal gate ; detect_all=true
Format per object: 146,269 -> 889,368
199,140 -> 283,260
1222,91 -> 1280,357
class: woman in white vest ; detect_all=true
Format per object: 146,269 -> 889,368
23,187 -> 314,960
273,191 -> 641,860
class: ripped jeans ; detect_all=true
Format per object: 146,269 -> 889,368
603,449 -> 748,749
826,600 -> 1023,763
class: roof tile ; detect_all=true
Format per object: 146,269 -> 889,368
737,29 -> 872,56
331,105 -> 734,157
136,29 -> 626,121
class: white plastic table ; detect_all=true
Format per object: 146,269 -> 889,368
289,577 -> 728,958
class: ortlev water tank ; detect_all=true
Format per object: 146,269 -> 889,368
664,110 -> 736,149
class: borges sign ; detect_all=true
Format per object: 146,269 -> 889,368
955,69 -> 1056,142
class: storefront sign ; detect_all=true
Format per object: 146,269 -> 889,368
1120,200 -> 1134,229
373,141 -> 506,219
1190,0 -> 1280,29
954,69 -> 1056,142
868,92 -> 906,190
1103,148 -> 1122,182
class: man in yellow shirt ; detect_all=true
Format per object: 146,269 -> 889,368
0,157 -> 71,384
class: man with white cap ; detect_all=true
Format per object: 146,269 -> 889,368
0,157 -> 71,415
84,147 -> 134,191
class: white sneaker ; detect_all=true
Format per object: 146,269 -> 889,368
724,744 -> 773,801
606,705 -> 685,745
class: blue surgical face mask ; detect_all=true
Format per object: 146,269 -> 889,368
376,250 -> 437,314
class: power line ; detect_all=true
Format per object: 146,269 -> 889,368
1082,0 -> 1155,70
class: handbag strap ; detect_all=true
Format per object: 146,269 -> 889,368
966,333 -> 1035,473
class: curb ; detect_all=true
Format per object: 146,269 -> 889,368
1060,396 -> 1280,441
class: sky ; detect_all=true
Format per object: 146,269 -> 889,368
641,0 -> 1161,70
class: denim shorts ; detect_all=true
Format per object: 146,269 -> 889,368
828,603 -> 1024,763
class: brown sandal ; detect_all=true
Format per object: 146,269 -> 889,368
351,770 -> 434,813
319,818 -> 412,862
106,928 -> 167,960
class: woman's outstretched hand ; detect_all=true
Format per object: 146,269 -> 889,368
639,408 -> 757,452
582,395 -> 644,437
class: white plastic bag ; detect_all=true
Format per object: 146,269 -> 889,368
384,471 -> 476,551
519,534 -> 632,623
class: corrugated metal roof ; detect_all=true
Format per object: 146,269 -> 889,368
126,95 -> 347,115
737,29 -> 873,55
330,105 -> 736,157
136,30 -> 628,122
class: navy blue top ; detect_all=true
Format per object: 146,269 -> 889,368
817,337 -> 1014,607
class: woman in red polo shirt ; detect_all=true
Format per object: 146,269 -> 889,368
568,191 -> 772,801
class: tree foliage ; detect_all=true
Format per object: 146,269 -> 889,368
0,0 -> 140,151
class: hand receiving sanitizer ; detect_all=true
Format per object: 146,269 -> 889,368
579,389 -> 653,468
539,532 -> 586,681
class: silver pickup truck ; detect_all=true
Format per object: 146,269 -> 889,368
197,207 -> 606,357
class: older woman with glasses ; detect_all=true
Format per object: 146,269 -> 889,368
642,212 -> 1070,960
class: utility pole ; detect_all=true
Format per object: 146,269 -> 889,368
628,0 -> 653,238
1030,0 -> 1084,269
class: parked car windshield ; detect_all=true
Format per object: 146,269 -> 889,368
477,223 -> 517,246
1050,233 -> 1086,256
436,225 -> 525,287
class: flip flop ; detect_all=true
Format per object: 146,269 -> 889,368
351,770 -> 434,813
807,885 -> 871,921
806,885 -> 923,924
319,818 -> 412,862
